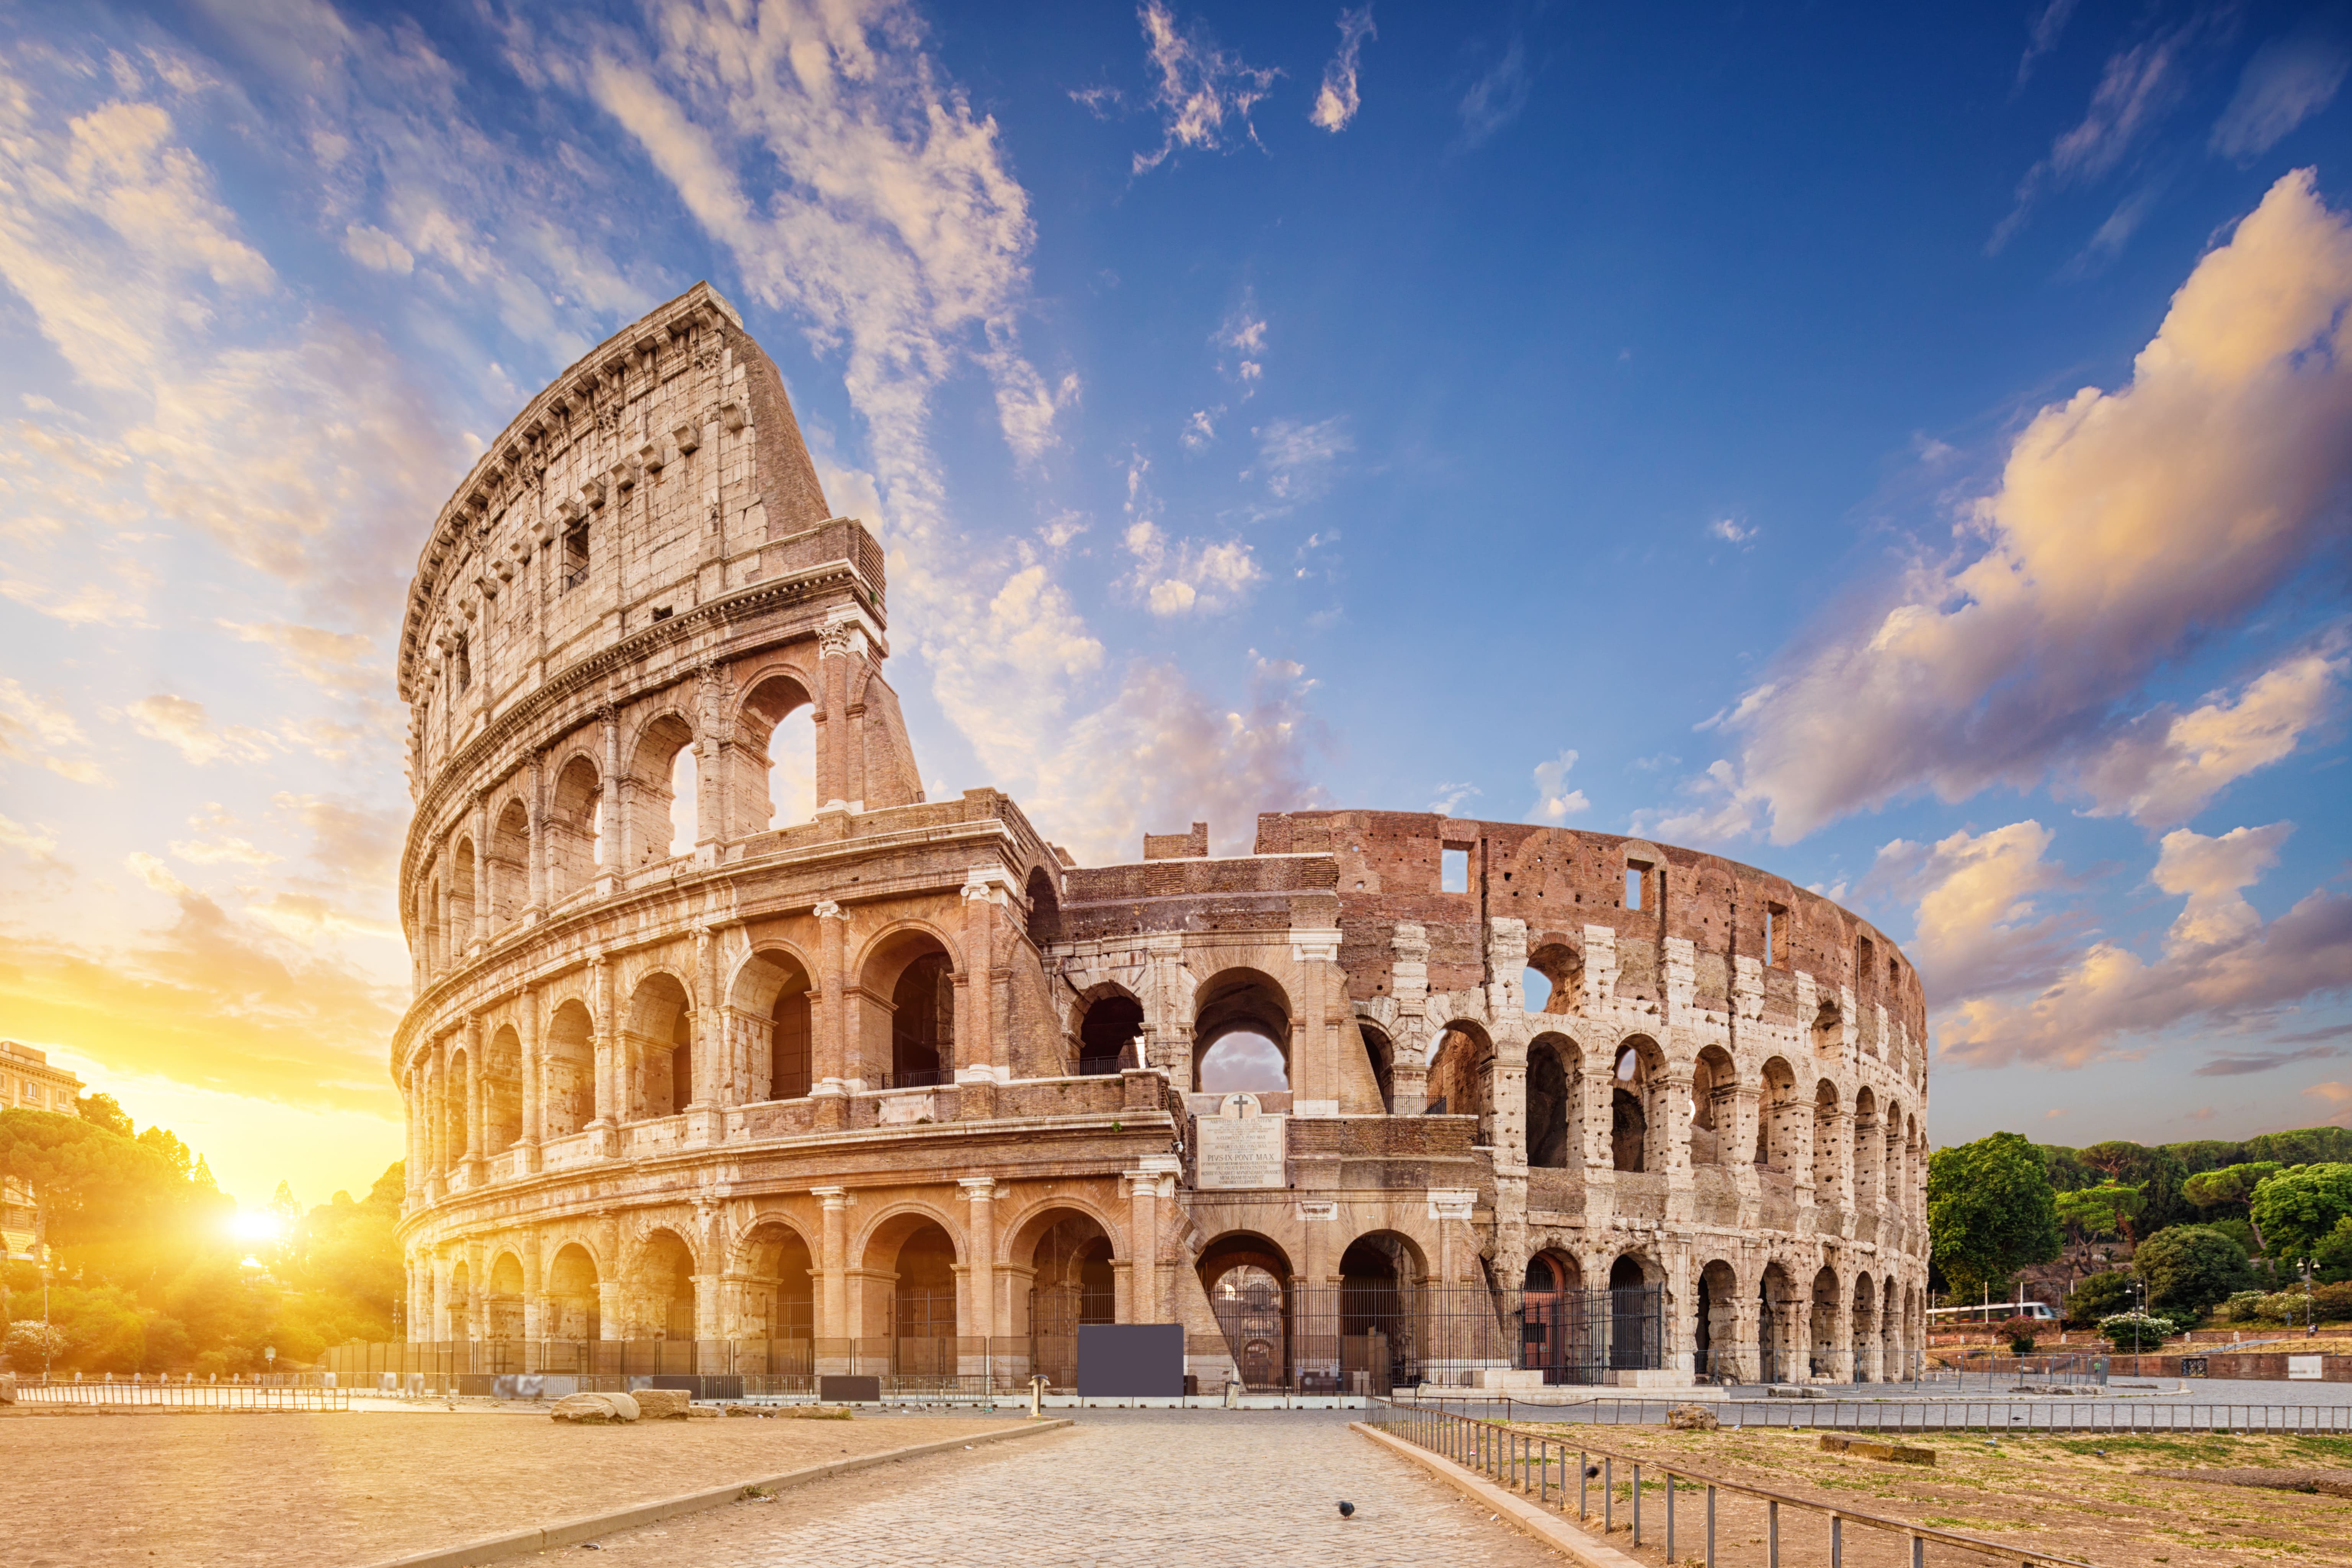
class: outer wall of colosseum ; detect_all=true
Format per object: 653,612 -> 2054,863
391,281 -> 1929,1390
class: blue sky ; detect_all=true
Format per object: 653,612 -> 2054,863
1,0 -> 2349,1207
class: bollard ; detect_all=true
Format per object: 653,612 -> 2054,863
1707,1484 -> 1717,1568
1633,1462 -> 1642,1546
1604,1457 -> 1613,1533
1769,1498 -> 1780,1568
1666,1469 -> 1675,1561
1832,1516 -> 1842,1568
1579,1450 -> 1588,1518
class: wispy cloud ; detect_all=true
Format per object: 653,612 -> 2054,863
1130,1 -> 1282,176
1310,7 -> 1376,133
2015,0 -> 2081,89
2212,31 -> 2349,162
1708,517 -> 1756,546
1458,39 -> 1529,148
1254,415 -> 1351,501
1991,24 -> 2197,253
2196,1043 -> 2345,1078
1529,751 -> 1588,824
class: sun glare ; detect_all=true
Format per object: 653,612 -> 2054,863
228,1209 -> 286,1244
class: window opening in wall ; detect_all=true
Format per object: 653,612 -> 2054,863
591,794 -> 605,866
768,705 -> 816,826
1198,1031 -> 1285,1093
668,746 -> 698,858
1440,846 -> 1470,894
562,523 -> 590,591
1766,902 -> 1786,965
1521,967 -> 1552,1013
1625,862 -> 1647,910
454,633 -> 472,693
651,605 -> 672,622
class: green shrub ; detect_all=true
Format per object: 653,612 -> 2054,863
2065,1270 -> 2135,1327
2099,1312 -> 2178,1352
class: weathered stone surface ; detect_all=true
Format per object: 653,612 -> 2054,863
1819,1434 -> 1933,1465
389,285 -> 1930,1392
551,1392 -> 639,1423
632,1388 -> 691,1419
1666,1403 -> 1719,1431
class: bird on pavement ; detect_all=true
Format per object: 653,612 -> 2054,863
1338,1501 -> 1355,1518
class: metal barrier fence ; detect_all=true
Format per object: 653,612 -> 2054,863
1370,1402 -> 2097,1567
1404,1394 -> 2352,1434
14,1381 -> 351,1410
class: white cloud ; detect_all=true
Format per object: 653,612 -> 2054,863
1873,821 -> 2081,1002
1629,759 -> 1767,845
1254,415 -> 1351,501
1429,781 -> 1480,816
340,221 -> 413,274
1182,408 -> 1218,450
1528,751 -> 1588,824
1709,170 -> 2352,844
2073,650 -> 2343,827
2212,34 -> 2349,161
1218,305 -> 1266,384
1310,7 -> 1376,133
1458,40 -> 1529,148
171,835 -> 283,867
1708,517 -> 1756,546
1992,25 -> 2195,252
127,694 -> 274,766
1937,821 -> 2352,1070
1122,520 -> 1264,616
1130,2 -> 1282,175
0,815 -> 58,858
2016,0 -> 2081,88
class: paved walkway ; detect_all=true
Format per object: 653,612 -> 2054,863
564,1410 -> 1568,1565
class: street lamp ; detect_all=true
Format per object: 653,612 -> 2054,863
2302,1258 -> 2316,1337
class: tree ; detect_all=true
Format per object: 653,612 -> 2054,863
2055,1181 -> 2145,1245
2134,1225 -> 2261,1320
2065,1270 -> 2135,1328
1930,1132 -> 2063,1303
2080,1140 -> 2194,1232
2185,1162 -> 2283,1247
2250,1164 -> 2352,1262
75,1093 -> 133,1138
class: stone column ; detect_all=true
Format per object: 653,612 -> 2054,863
959,1178 -> 997,1341
471,794 -> 491,948
464,1240 -> 487,1341
959,871 -> 1003,1080
688,924 -> 720,1146
589,950 -> 617,1152
521,1236 -> 546,1340
526,748 -> 548,918
815,1187 -> 851,1367
1125,1169 -> 1161,1323
1388,924 -> 1431,1114
1732,1280 -> 1763,1384
812,902 -> 849,1124
463,1015 -> 485,1169
519,985 -> 542,1170
599,703 -> 624,890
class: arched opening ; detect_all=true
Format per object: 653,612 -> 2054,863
1852,1087 -> 1881,1213
487,1251 -> 525,1338
1607,1254 -> 1664,1372
1851,1271 -> 1878,1383
419,881 -> 442,973
1023,1210 -> 1115,1387
727,949 -> 814,1102
891,952 -> 954,1088
741,673 -> 816,829
1198,1232 -> 1293,1392
1611,1037 -> 1663,1173
1689,1045 -> 1735,1166
737,1222 -> 815,1350
1337,1233 -> 1425,1396
547,1243 -> 600,1339
1811,995 -> 1842,1056
1526,1035 -> 1576,1169
549,755 -> 603,900
449,838 -> 477,950
1525,941 -> 1583,1016
1759,1261 -> 1798,1383
667,745 -> 698,856
865,1217 -> 958,1381
488,800 -> 530,927
1193,969 -> 1291,1094
622,972 -> 693,1121
1696,1259 -> 1740,1381
1811,1081 -> 1844,1205
1426,1021 -> 1494,1142
1521,1248 -> 1586,1385
442,1046 -> 471,1167
627,713 -> 695,869
483,1025 -> 523,1152
1754,1057 -> 1797,1169
542,999 -> 596,1137
1810,1266 -> 1842,1380
1075,991 -> 1143,1077
635,1230 -> 698,1339
1358,1020 -> 1395,1113
1024,865 -> 1061,946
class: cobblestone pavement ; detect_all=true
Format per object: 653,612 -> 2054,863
564,1410 -> 1568,1566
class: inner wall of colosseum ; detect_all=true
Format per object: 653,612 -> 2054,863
388,281 -> 1928,1393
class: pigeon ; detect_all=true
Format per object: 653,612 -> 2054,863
1585,1464 -> 1601,1479
1338,1501 -> 1355,1518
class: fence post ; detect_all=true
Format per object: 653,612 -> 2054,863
1633,1462 -> 1642,1546
1604,1456 -> 1613,1533
1666,1468 -> 1675,1560
1769,1498 -> 1780,1568
1832,1515 -> 1841,1568
1707,1484 -> 1716,1568
1580,1449 -> 1589,1518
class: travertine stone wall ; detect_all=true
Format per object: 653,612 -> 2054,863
392,285 -> 1927,1386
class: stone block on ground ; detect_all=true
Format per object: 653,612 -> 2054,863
1818,1434 -> 1934,1465
1666,1402 -> 1719,1431
551,1392 -> 640,1423
633,1388 -> 692,1419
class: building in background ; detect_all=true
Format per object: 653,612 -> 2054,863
386,284 -> 1929,1392
1,1039 -> 84,1263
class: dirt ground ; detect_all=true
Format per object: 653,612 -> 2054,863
1509,1421 -> 2352,1566
1,1403 -> 1025,1567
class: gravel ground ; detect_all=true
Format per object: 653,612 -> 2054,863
0,1403 -> 1023,1567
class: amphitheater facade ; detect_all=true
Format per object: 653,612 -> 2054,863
392,282 -> 1930,1390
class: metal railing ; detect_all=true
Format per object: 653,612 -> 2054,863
1371,1402 -> 2097,1567
14,1380 -> 351,1410
1402,1393 -> 2352,1434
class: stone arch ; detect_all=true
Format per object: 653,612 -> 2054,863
1754,1056 -> 1798,1169
1427,1019 -> 1494,1142
486,1250 -> 526,1339
857,1209 -> 961,1360
1606,1250 -> 1667,1373
441,1040 -> 472,1169
1689,1044 -> 1736,1166
737,668 -> 817,830
1610,1034 -> 1667,1173
733,1216 -> 816,1343
542,997 -> 596,1138
1852,1086 -> 1881,1214
624,709 -> 697,867
1525,940 -> 1584,1015
449,836 -> 477,949
632,1227 -> 699,1339
855,924 -> 962,1089
1024,864 -> 1061,947
488,797 -> 530,928
1809,1265 -> 1843,1379
728,945 -> 815,1101
1193,967 -> 1293,1094
482,1024 -> 523,1152
1811,993 -> 1842,1057
1071,983 -> 1143,1077
546,1241 -> 601,1339
547,751 -> 603,900
1695,1258 -> 1742,1381
1811,1079 -> 1845,1204
622,970 -> 694,1120
1526,1032 -> 1581,1169
1010,1206 -> 1116,1368
1332,1231 -> 1426,1395
1198,1231 -> 1293,1391
447,1256 -> 472,1338
1758,1259 -> 1801,1383
1881,1274 -> 1902,1381
1519,1245 -> 1586,1385
1357,1016 -> 1396,1114
1852,1269 -> 1879,1382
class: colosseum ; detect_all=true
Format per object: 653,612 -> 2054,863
390,281 -> 1931,1396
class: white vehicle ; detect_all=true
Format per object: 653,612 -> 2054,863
1929,1301 -> 2060,1324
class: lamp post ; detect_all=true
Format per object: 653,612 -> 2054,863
2303,1258 -> 2316,1337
